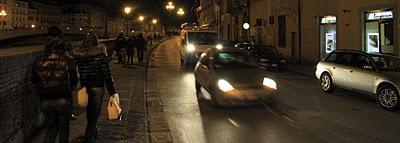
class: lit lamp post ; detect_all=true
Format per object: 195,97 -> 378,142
138,15 -> 144,33
124,6 -> 132,35
152,19 -> 158,33
177,8 -> 184,25
165,2 -> 175,36
0,10 -> 7,29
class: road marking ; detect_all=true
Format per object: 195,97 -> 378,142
227,118 -> 240,128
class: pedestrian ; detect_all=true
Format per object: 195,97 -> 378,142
136,33 -> 147,63
148,35 -> 153,45
32,26 -> 79,143
115,33 -> 125,64
127,36 -> 136,65
73,32 -> 120,143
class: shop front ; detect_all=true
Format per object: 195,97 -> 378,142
319,16 -> 337,59
364,9 -> 395,54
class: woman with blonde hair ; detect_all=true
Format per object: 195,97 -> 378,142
73,32 -> 119,143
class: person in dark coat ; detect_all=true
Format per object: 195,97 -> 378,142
73,32 -> 120,143
32,26 -> 79,143
115,33 -> 125,64
136,33 -> 147,63
126,36 -> 136,65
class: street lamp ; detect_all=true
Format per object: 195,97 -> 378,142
138,16 -> 144,33
0,10 -> 6,29
152,19 -> 158,24
165,2 -> 175,36
124,6 -> 132,35
177,8 -> 184,16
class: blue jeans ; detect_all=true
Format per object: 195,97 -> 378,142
84,87 -> 105,143
41,98 -> 72,143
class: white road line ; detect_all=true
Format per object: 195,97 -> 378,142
227,118 -> 240,128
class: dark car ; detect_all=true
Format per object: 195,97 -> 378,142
234,41 -> 255,54
255,45 -> 287,70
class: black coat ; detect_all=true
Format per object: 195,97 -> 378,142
73,44 -> 117,95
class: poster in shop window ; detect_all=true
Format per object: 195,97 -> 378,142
367,33 -> 379,53
325,33 -> 335,53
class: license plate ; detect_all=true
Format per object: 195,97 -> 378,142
272,64 -> 278,67
280,59 -> 286,63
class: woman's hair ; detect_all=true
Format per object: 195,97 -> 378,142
81,32 -> 99,49
45,26 -> 67,56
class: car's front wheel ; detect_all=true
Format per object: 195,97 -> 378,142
320,73 -> 334,93
377,85 -> 400,111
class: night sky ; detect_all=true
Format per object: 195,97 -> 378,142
59,0 -> 196,26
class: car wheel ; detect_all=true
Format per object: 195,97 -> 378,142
377,85 -> 400,111
195,80 -> 201,96
320,73 -> 334,93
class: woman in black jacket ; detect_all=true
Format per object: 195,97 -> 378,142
73,32 -> 119,143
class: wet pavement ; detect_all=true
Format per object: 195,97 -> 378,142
147,37 -> 400,143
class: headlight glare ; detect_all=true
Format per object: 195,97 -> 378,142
216,44 -> 223,50
263,78 -> 277,89
218,79 -> 235,92
187,44 -> 195,52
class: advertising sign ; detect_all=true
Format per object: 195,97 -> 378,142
325,33 -> 335,53
367,33 -> 380,53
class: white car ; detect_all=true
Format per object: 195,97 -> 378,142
194,46 -> 277,107
316,50 -> 400,111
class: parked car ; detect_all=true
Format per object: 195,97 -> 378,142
315,49 -> 400,111
255,45 -> 287,70
194,46 -> 277,107
234,41 -> 255,54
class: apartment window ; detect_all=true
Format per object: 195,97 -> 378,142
278,15 -> 286,47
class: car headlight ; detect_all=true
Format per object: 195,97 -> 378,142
186,44 -> 195,52
218,79 -> 235,92
216,44 -> 223,50
263,77 -> 277,90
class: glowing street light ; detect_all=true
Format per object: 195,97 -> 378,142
166,2 -> 175,36
138,16 -> 144,22
31,24 -> 35,28
124,7 -> 132,15
152,19 -> 158,24
177,8 -> 185,16
166,2 -> 175,11
0,10 -> 7,16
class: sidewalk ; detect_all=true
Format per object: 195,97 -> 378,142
286,62 -> 316,77
30,40 -> 164,143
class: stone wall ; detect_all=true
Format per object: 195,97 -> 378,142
0,51 -> 43,143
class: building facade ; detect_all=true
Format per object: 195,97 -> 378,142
27,5 -> 37,29
11,0 -> 28,29
0,0 -> 13,29
31,1 -> 61,29
198,0 -> 220,31
243,0 -> 400,64
220,0 -> 251,41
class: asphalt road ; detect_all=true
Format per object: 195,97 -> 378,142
147,37 -> 400,143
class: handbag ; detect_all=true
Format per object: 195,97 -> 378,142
76,87 -> 88,108
107,96 -> 122,120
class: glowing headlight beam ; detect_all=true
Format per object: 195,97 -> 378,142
216,44 -> 223,50
187,44 -> 195,52
263,78 -> 277,90
218,79 -> 235,92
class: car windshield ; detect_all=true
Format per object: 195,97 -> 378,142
188,32 -> 218,45
214,52 -> 257,69
370,54 -> 400,72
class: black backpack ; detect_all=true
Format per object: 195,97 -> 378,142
35,57 -> 72,97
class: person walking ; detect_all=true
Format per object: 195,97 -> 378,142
127,36 -> 136,65
32,26 -> 78,143
136,33 -> 147,63
73,32 -> 120,143
115,33 -> 125,64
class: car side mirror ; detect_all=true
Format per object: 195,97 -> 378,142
363,65 -> 373,70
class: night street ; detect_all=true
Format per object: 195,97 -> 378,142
147,37 -> 400,143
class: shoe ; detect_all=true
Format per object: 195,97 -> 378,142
71,114 -> 79,120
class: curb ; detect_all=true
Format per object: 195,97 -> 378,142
144,38 -> 173,143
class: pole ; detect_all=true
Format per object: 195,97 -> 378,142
168,11 -> 171,36
298,0 -> 302,63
